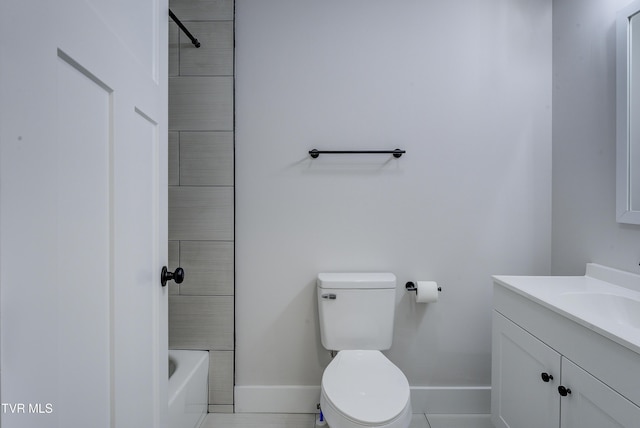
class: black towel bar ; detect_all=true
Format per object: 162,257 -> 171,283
309,149 -> 405,159
169,9 -> 201,48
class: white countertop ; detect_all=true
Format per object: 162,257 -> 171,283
493,263 -> 640,355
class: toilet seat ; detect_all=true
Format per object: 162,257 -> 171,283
320,350 -> 411,428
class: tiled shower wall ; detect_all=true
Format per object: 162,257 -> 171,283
168,0 -> 235,413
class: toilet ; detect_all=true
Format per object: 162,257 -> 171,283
317,272 -> 412,428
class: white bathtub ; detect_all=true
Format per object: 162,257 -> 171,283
168,350 -> 209,428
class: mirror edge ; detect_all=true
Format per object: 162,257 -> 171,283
616,0 -> 640,224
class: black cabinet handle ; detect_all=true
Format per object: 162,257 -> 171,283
161,266 -> 185,287
541,372 -> 554,382
558,386 -> 572,396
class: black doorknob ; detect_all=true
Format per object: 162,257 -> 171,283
161,266 -> 185,287
558,385 -> 572,396
541,372 -> 554,382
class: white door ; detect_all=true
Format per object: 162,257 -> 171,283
0,0 -> 168,427
561,358 -> 640,428
492,312 -> 561,428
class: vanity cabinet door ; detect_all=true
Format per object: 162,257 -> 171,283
560,358 -> 640,428
492,312 -> 561,428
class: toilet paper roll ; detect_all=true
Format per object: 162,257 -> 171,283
415,281 -> 439,303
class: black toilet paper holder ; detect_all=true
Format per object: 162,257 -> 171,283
405,281 -> 442,293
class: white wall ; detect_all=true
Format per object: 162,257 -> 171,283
235,0 -> 552,412
552,0 -> 640,275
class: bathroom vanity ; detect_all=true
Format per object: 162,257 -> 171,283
491,264 -> 640,428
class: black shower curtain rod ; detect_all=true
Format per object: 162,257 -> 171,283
169,9 -> 201,48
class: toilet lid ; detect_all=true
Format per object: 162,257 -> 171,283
322,350 -> 410,425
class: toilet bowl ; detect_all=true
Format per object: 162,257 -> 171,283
320,350 -> 412,428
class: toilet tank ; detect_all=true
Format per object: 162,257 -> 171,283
317,272 -> 397,351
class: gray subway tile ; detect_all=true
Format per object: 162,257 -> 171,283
168,240 -> 180,295
180,21 -> 233,76
169,295 -> 234,350
169,186 -> 233,241
180,132 -> 233,186
169,0 -> 233,21
179,241 -> 233,295
168,132 -> 179,185
169,77 -> 233,131
209,351 -> 234,405
169,22 -> 179,77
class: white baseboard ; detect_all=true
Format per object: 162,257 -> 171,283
234,385 -> 491,414
410,386 -> 490,414
234,386 -> 321,413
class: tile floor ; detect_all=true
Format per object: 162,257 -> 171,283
201,413 -> 495,428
